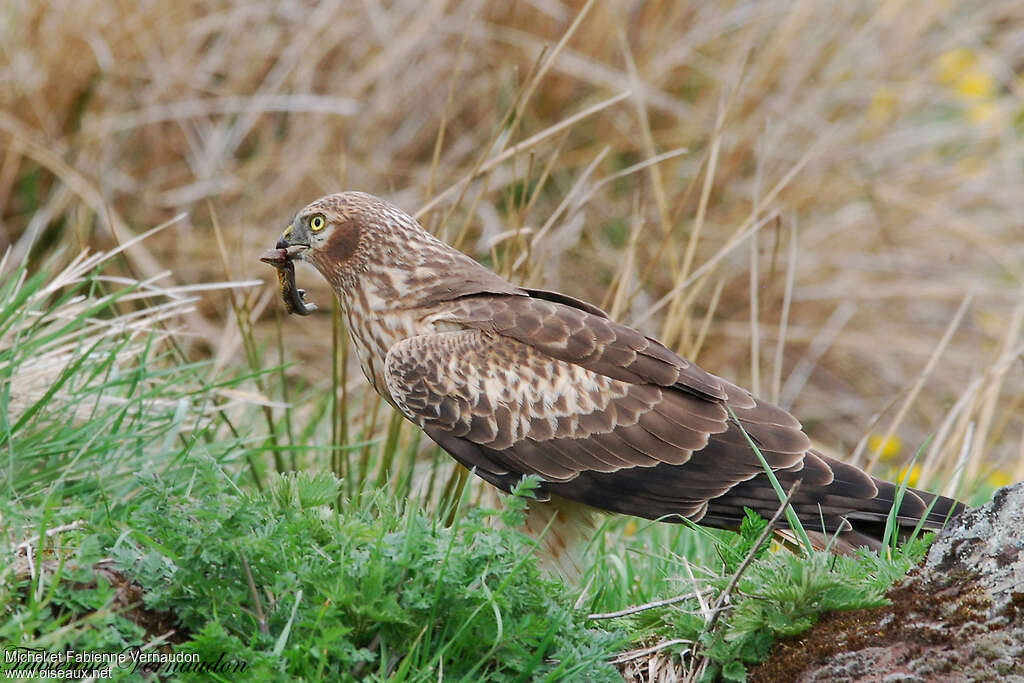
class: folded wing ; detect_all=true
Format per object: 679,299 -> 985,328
384,294 -> 961,544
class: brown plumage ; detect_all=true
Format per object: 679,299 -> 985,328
268,191 -> 964,562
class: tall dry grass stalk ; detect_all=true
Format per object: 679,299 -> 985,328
0,223 -> 262,428
1,0 -> 1021,497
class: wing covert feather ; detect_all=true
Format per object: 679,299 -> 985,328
384,324 -> 812,519
383,293 -> 964,541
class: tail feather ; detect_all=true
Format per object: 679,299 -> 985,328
516,453 -> 966,576
703,465 -> 966,552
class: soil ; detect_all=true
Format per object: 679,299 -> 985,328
752,484 -> 1024,682
750,572 -> 1023,681
13,556 -> 188,646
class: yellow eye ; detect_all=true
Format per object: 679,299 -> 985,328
310,215 -> 326,231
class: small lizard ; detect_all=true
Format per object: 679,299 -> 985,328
259,247 -> 318,316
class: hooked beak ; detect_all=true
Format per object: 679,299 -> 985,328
275,223 -> 310,256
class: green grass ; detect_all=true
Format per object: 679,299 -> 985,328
0,244 -> 963,682
577,509 -> 931,681
3,468 -> 626,680
0,252 -> 627,681
3,2 -> 1021,678
106,470 -> 625,680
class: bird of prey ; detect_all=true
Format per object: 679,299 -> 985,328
262,191 -> 963,566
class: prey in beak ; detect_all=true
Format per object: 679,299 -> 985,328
260,229 -> 318,316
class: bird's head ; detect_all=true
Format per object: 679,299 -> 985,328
271,191 -> 434,289
275,193 -> 368,275
267,191 -> 521,314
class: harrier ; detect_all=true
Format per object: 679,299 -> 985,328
262,192 -> 963,567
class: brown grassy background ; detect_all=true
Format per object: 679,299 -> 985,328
2,0 -> 1022,497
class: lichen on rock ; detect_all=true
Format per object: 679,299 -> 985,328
751,482 -> 1024,682
923,484 -> 1024,622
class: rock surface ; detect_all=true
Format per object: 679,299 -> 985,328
751,483 -> 1024,682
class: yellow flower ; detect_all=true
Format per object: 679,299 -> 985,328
936,48 -> 977,85
987,470 -> 1012,489
868,434 -> 903,461
897,464 -> 921,487
935,47 -> 1001,128
955,69 -> 997,101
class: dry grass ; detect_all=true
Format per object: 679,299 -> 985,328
2,0 -> 1022,498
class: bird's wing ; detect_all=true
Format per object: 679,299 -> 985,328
383,293 -> 869,525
